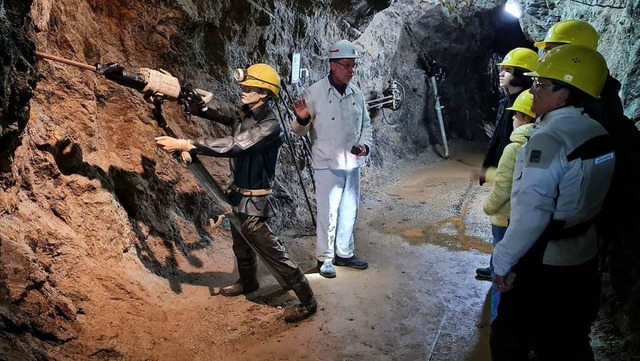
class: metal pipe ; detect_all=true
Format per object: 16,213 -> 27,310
366,80 -> 404,110
430,76 -> 449,159
35,51 -> 97,71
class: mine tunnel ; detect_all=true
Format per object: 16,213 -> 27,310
1,0 -> 639,360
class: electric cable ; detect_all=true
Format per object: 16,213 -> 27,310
381,108 -> 398,126
274,83 -> 316,228
278,81 -> 316,188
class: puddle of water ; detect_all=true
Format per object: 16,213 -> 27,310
372,145 -> 493,253
389,222 -> 491,254
381,191 -> 492,253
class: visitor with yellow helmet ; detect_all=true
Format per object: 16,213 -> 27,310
535,20 -> 640,277
490,44 -> 616,360
234,63 -> 281,97
155,63 -> 317,323
474,47 -> 538,281
481,90 -> 537,324
534,19 -> 628,126
534,19 -> 599,51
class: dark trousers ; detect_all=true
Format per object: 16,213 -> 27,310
230,213 -> 305,290
490,257 -> 600,361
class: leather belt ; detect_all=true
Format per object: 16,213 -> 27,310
230,184 -> 272,196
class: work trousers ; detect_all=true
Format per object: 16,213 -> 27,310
490,224 -> 508,323
490,256 -> 600,361
230,213 -> 305,290
314,168 -> 360,261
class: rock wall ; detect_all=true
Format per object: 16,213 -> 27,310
520,0 -> 640,121
0,1 -> 37,174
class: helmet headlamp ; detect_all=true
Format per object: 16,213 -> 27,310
233,68 -> 247,83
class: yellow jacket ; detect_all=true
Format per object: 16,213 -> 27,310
483,123 -> 534,226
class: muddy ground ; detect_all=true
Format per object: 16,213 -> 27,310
42,139 -> 627,361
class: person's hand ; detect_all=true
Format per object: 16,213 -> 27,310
180,84 -> 207,112
493,273 -> 513,293
351,144 -> 368,158
208,216 -> 225,230
474,168 -> 487,186
293,99 -> 310,119
470,170 -> 483,180
155,136 -> 195,153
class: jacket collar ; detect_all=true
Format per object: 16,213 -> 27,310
536,106 -> 584,128
242,100 -> 274,122
322,74 -> 355,97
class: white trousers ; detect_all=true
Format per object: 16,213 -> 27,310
315,168 -> 361,261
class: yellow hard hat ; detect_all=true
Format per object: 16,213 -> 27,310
498,47 -> 539,72
524,44 -> 607,99
534,20 -> 598,50
506,91 -> 536,118
234,63 -> 281,96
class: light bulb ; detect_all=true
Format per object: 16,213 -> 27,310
505,0 -> 522,19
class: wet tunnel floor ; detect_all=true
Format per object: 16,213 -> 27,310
199,141 -> 622,360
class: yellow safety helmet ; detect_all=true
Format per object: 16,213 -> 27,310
524,44 -> 607,99
506,91 -> 536,118
498,47 -> 539,72
534,20 -> 598,50
234,63 -> 281,96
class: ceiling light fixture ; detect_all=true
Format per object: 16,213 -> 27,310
505,0 -> 522,19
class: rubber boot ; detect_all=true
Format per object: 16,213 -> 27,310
283,278 -> 317,323
221,263 -> 259,297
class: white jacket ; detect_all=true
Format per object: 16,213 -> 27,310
492,106 -> 615,276
291,76 -> 373,170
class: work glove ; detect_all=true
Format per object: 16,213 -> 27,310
155,136 -> 195,153
97,62 -> 125,80
180,151 -> 192,164
180,84 -> 207,113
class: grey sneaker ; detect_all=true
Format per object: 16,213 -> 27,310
317,259 -> 336,278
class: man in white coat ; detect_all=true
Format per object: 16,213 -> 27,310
292,39 -> 373,278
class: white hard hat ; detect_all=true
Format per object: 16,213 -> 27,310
328,39 -> 360,59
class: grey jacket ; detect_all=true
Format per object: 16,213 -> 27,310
493,106 -> 615,276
